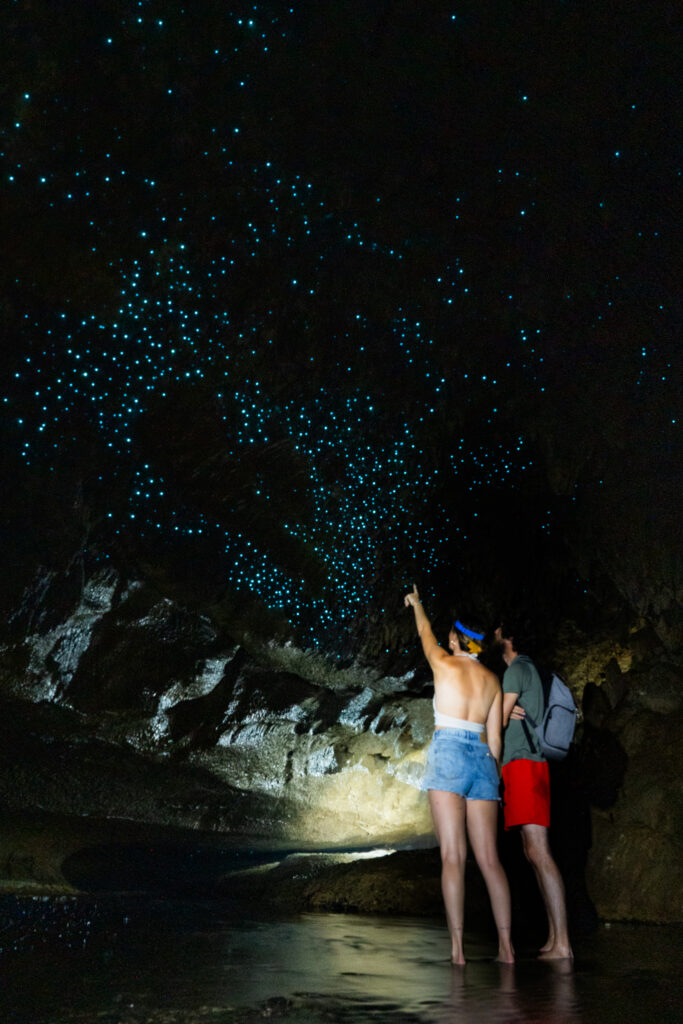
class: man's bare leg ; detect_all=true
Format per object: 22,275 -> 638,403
521,824 -> 573,959
523,856 -> 555,951
428,789 -> 467,964
530,862 -> 556,952
466,799 -> 515,963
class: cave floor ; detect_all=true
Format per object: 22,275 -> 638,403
0,895 -> 680,1023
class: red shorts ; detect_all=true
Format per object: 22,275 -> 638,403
501,758 -> 551,830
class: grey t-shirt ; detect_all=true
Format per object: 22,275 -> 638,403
502,654 -> 545,766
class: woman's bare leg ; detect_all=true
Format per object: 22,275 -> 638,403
466,799 -> 515,963
428,789 -> 468,964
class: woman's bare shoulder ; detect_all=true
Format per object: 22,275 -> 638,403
482,663 -> 501,684
483,667 -> 503,702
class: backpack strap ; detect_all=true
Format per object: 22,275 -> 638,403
518,660 -> 551,756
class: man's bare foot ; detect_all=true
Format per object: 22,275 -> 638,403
451,952 -> 466,966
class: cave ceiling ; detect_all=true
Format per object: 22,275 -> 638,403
1,1 -> 680,656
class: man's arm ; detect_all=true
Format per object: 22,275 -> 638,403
502,660 -> 526,725
503,691 -> 521,728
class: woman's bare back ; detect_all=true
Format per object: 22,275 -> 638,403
433,656 -> 500,724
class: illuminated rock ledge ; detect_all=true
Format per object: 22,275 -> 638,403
1,568 -> 682,924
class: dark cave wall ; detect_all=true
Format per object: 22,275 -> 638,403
0,563 -> 681,922
0,0 -> 679,925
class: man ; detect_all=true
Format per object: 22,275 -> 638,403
494,621 -> 573,960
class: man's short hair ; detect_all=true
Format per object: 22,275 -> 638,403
499,615 -> 537,656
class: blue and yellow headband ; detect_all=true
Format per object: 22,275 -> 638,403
453,620 -> 485,642
453,620 -> 484,655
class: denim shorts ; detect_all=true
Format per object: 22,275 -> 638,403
421,727 -> 500,801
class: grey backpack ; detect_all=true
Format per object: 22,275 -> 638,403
523,671 -> 578,760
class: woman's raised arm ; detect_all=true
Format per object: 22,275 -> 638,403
404,585 -> 448,668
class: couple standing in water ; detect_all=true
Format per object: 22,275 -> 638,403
404,585 -> 572,965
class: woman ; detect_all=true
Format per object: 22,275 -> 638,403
405,585 -> 514,964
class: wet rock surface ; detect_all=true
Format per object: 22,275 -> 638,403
0,893 -> 680,1024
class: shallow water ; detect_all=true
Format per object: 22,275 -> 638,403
0,895 -> 680,1023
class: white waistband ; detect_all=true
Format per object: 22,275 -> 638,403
433,697 -> 485,733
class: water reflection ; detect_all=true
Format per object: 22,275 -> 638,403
0,897 -> 678,1024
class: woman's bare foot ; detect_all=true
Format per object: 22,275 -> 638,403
450,926 -> 465,965
496,939 -> 515,964
538,943 -> 573,960
495,927 -> 514,963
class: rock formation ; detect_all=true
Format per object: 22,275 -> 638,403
1,564 -> 681,924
